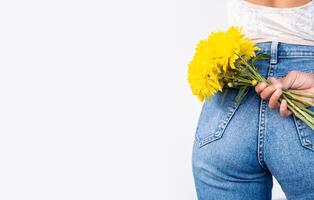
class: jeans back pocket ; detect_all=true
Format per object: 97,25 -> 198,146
195,88 -> 248,148
293,111 -> 314,151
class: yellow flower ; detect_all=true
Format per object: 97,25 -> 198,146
187,26 -> 258,101
239,38 -> 260,60
251,79 -> 258,86
187,55 -> 223,101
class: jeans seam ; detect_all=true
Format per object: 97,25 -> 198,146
258,99 -> 268,170
257,41 -> 278,170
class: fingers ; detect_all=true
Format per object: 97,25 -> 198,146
280,70 -> 299,90
255,77 -> 285,110
279,99 -> 292,117
259,77 -> 282,100
253,76 -> 306,118
255,82 -> 267,94
253,74 -> 307,118
270,77 -> 283,90
268,89 -> 282,109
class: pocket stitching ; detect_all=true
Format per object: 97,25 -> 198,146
293,115 -> 314,151
197,102 -> 240,148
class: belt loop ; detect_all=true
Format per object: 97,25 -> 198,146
270,41 -> 279,64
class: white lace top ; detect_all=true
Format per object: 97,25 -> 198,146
227,0 -> 314,45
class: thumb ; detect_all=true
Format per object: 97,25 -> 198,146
279,71 -> 299,90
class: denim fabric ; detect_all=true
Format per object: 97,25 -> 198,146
192,41 -> 314,200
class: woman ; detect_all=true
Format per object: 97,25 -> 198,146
192,0 -> 314,199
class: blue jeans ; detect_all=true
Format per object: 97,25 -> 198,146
192,41 -> 314,200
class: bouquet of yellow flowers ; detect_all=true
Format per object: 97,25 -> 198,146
187,26 -> 314,130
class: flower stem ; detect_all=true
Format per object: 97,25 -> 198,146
287,90 -> 314,99
283,93 -> 314,125
283,91 -> 314,107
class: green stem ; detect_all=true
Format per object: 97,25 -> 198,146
298,104 -> 314,115
283,94 -> 314,124
237,55 -> 267,83
283,91 -> 314,107
287,90 -> 314,99
285,102 -> 314,130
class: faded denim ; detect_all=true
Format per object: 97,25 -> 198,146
192,41 -> 314,200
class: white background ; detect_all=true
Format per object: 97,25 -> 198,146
0,0 -> 285,199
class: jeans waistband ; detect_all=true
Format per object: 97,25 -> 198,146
256,42 -> 314,61
255,41 -> 314,78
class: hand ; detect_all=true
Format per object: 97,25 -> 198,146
255,70 -> 314,117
